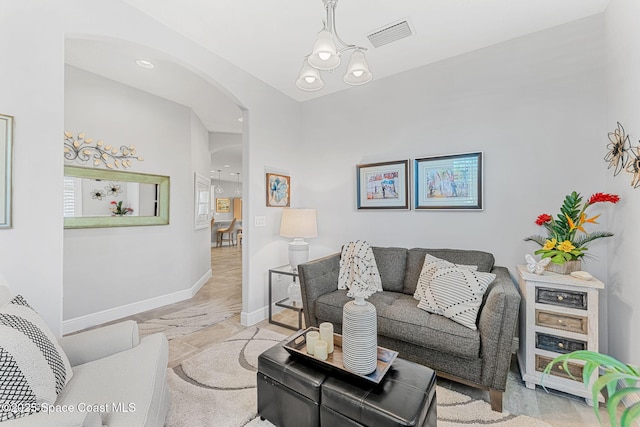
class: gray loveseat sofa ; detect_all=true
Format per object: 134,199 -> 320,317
298,247 -> 520,412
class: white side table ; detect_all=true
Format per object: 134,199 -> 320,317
516,264 -> 604,405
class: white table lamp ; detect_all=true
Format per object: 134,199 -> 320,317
280,208 -> 318,271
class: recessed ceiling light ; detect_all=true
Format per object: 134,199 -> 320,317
230,173 -> 236,176
238,117 -> 243,122
135,59 -> 155,69
224,165 -> 230,168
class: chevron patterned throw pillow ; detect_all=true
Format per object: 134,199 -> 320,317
0,295 -> 73,421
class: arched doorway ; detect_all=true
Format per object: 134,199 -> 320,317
62,35 -> 246,332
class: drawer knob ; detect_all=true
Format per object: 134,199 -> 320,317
558,342 -> 564,349
558,319 -> 564,324
556,364 -> 564,371
557,296 -> 564,301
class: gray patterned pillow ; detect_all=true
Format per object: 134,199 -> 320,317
417,267 -> 495,330
0,295 -> 73,421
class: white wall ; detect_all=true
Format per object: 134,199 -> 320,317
300,16 -> 610,342
0,3 -> 66,334
604,0 -> 640,365
63,65 -> 208,328
0,0 -> 301,334
190,111 -> 212,289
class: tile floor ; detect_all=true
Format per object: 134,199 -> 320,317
114,245 -> 613,426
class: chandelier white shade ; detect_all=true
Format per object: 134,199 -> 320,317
296,61 -> 324,91
344,49 -> 372,85
297,0 -> 372,92
308,30 -> 341,70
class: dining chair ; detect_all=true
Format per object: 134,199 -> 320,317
216,218 -> 237,247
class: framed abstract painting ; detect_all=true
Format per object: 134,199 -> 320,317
266,173 -> 290,207
414,152 -> 483,210
356,160 -> 409,209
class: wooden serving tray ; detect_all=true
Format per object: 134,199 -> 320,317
282,327 -> 399,384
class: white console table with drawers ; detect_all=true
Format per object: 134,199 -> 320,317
516,264 -> 604,405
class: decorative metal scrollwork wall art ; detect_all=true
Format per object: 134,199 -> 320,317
64,131 -> 144,169
605,122 -> 640,188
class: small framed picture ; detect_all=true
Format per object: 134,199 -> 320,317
356,160 -> 409,209
216,198 -> 231,213
194,173 -> 211,230
414,152 -> 483,210
266,173 -> 290,207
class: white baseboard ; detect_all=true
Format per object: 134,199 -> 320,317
192,269 -> 212,295
62,269 -> 212,335
241,305 -> 270,327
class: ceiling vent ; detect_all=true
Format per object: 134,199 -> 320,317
366,19 -> 414,48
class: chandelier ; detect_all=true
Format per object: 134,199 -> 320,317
215,170 -> 224,194
296,0 -> 372,91
234,172 -> 242,196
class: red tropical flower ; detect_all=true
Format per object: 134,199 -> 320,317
588,193 -> 620,205
535,214 -> 552,226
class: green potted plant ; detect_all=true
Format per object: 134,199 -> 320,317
545,350 -> 639,427
525,191 -> 619,273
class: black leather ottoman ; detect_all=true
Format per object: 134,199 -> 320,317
257,343 -> 328,427
257,342 -> 437,427
320,358 -> 437,427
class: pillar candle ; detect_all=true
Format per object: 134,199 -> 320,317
319,322 -> 334,354
306,330 -> 320,355
313,340 -> 328,361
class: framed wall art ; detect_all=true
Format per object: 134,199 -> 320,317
266,173 -> 290,207
216,197 -> 231,213
414,152 -> 483,210
356,160 -> 409,209
194,173 -> 210,230
0,114 -> 13,228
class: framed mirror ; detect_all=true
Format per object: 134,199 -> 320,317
64,166 -> 170,229
0,114 -> 14,229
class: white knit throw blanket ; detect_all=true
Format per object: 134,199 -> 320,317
337,241 -> 382,299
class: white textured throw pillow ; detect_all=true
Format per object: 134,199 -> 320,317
417,267 -> 496,330
413,254 -> 477,301
0,295 -> 73,421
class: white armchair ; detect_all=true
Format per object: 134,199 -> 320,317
0,285 -> 170,427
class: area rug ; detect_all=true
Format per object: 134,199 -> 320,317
138,299 -> 241,340
165,327 -> 551,427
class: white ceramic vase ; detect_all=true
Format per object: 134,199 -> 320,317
342,295 -> 377,375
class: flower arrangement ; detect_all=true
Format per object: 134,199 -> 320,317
524,192 -> 620,264
110,200 -> 133,216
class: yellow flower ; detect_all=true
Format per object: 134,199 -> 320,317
542,238 -> 557,250
557,240 -> 576,253
571,213 -> 601,233
582,213 -> 600,225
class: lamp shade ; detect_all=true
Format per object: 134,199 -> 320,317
308,30 -> 341,70
296,60 -> 324,91
280,208 -> 318,238
343,50 -> 373,86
